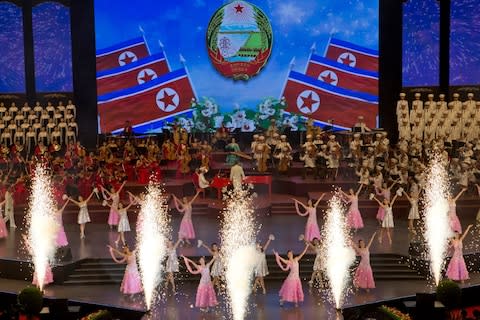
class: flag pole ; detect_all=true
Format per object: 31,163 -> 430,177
323,32 -> 333,57
179,54 -> 199,100
138,25 -> 151,55
278,57 -> 295,100
158,40 -> 172,71
303,42 -> 316,73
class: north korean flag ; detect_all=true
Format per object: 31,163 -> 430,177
96,37 -> 150,72
97,68 -> 195,133
96,53 -> 170,96
325,38 -> 378,72
282,71 -> 377,128
306,54 -> 378,96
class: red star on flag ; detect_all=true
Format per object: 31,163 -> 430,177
121,54 -> 135,65
340,54 -> 354,66
234,4 -> 244,13
321,72 -> 336,85
301,92 -> 318,110
139,72 -> 155,82
158,91 -> 176,109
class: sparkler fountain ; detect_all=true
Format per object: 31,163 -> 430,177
423,154 -> 452,285
322,194 -> 356,310
136,183 -> 170,310
220,187 -> 258,320
26,164 -> 59,291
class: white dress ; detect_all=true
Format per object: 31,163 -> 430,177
313,245 -> 323,271
382,206 -> 394,228
210,252 -> 224,277
408,198 -> 420,220
165,248 -> 179,273
117,208 -> 131,232
254,250 -> 269,277
77,202 -> 91,224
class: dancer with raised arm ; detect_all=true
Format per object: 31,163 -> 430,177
292,194 -> 325,241
173,191 -> 200,245
403,190 -> 420,234
0,198 -> 8,238
371,190 -> 400,245
108,244 -> 143,295
165,238 -> 183,294
340,185 -> 364,231
448,188 -> 467,234
55,199 -> 70,247
182,255 -> 218,312
274,244 -> 309,307
68,190 -> 96,239
305,237 -> 324,289
446,224 -> 473,284
104,200 -> 135,246
374,181 -> 397,225
101,181 -> 126,230
253,234 -> 274,295
199,241 -> 224,291
352,232 -> 377,292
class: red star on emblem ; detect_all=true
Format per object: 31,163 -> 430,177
140,72 -> 155,82
159,91 -> 176,108
234,4 -> 244,13
321,72 -> 336,84
121,54 -> 135,64
340,54 -> 354,66
301,92 -> 318,110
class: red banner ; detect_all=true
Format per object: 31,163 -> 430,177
96,37 -> 149,72
325,38 -> 378,72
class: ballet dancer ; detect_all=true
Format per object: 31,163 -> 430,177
108,244 -> 143,295
165,238 -> 183,294
374,180 -> 398,225
403,190 -> 420,234
352,232 -> 377,291
68,190 -> 96,239
371,190 -> 400,245
104,200 -> 135,246
3,185 -> 15,228
253,234 -> 274,295
55,199 -> 70,247
0,198 -> 9,239
446,224 -> 473,284
448,188 -> 467,234
340,185 -> 364,231
291,193 -> 325,241
101,181 -> 126,230
199,241 -> 224,291
182,255 -> 218,312
305,237 -> 324,289
173,191 -> 200,245
274,244 -> 309,308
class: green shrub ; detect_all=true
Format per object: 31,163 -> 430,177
17,286 -> 43,316
437,279 -> 462,309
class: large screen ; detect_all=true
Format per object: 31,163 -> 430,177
94,0 -> 379,133
450,0 -> 480,86
0,2 -> 25,93
402,0 -> 440,87
32,2 -> 73,92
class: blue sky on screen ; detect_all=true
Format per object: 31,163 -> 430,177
95,0 -> 378,111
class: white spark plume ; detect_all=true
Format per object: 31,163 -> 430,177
27,164 -> 59,291
136,183 -> 170,310
220,188 -> 258,320
423,154 -> 452,285
322,194 -> 355,309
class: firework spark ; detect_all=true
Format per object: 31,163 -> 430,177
27,164 -> 59,291
220,187 -> 258,320
136,183 -> 170,310
322,194 -> 355,309
423,154 -> 451,285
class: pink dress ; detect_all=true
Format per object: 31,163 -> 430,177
195,266 -> 218,308
446,240 -> 469,281
347,196 -> 364,229
279,260 -> 304,303
55,210 -> 68,247
304,207 -> 321,241
120,252 -> 143,294
448,202 -> 462,233
32,264 -> 54,286
107,193 -> 120,226
0,210 -> 8,238
179,203 -> 195,240
354,248 -> 375,289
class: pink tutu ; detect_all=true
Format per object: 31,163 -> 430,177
376,207 -> 385,221
108,208 -> 120,226
195,283 -> 218,308
179,218 -> 195,239
56,226 -> 68,247
279,277 -> 304,303
305,221 -> 321,241
449,214 -> 462,233
347,209 -> 364,229
32,265 -> 54,286
446,256 -> 469,281
354,264 -> 375,289
121,263 -> 143,294
0,217 -> 8,238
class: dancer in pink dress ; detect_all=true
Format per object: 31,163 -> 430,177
292,194 -> 324,241
55,200 -> 70,247
352,232 -> 377,291
32,263 -> 54,287
199,241 -> 224,291
446,224 -> 473,283
173,191 -> 200,245
374,180 -> 398,224
340,185 -> 364,231
102,181 -> 126,230
182,255 -> 218,312
108,244 -> 143,295
0,198 -> 9,238
448,188 -> 466,234
274,244 -> 309,307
